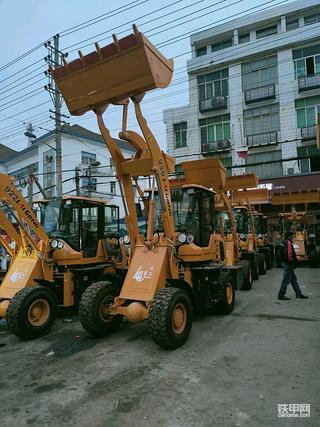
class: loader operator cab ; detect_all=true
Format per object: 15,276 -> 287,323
233,207 -> 251,240
38,197 -> 119,258
171,186 -> 215,248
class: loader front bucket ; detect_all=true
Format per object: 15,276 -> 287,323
52,25 -> 174,116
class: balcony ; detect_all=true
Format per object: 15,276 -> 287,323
298,74 -> 320,92
199,96 -> 227,113
201,139 -> 231,154
244,84 -> 275,104
246,132 -> 278,147
300,126 -> 316,140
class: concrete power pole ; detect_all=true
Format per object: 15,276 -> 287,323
53,34 -> 62,198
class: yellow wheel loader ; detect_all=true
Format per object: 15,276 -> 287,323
0,175 -> 127,339
51,25 -> 243,349
227,180 -> 270,280
272,190 -> 320,268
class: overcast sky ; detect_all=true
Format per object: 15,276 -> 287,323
0,0 -> 295,153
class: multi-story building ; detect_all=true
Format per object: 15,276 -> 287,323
0,124 -> 135,217
163,0 -> 320,188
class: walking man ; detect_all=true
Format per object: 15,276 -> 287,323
278,231 -> 309,300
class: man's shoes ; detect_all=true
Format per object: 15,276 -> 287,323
296,294 -> 309,299
278,295 -> 290,300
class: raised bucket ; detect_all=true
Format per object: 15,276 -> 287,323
51,26 -> 174,116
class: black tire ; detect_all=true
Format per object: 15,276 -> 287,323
309,252 -> 320,268
79,281 -> 123,337
257,253 -> 267,275
214,272 -> 235,314
251,257 -> 259,280
7,286 -> 57,339
149,287 -> 192,350
265,249 -> 272,270
239,259 -> 252,290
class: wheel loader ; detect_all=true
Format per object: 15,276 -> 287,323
253,212 -> 274,268
51,25 -> 244,349
272,190 -> 320,267
0,174 -> 127,339
226,180 -> 270,279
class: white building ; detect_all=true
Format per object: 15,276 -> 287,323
163,0 -> 320,182
0,125 -> 135,217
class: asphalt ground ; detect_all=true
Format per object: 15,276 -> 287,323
0,266 -> 319,427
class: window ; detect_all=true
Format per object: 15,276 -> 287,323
256,25 -> 278,39
200,114 -> 230,144
244,105 -> 280,136
175,164 -> 183,178
297,145 -> 320,173
293,45 -> 320,78
304,14 -> 320,26
220,156 -> 232,176
82,177 -> 97,192
109,158 -> 115,171
196,46 -> 207,57
286,18 -> 299,31
239,33 -> 250,44
242,56 -> 277,90
81,151 -> 96,165
110,181 -> 116,195
296,96 -> 320,128
211,38 -> 232,52
174,122 -> 187,149
198,69 -> 229,100
246,150 -> 282,178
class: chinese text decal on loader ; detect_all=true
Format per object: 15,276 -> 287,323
0,174 -> 126,339
51,25 -> 244,349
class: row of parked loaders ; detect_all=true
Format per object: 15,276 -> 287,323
0,26 -> 274,349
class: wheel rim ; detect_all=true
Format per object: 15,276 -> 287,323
28,299 -> 50,327
226,283 -> 233,304
100,295 -> 115,323
172,303 -> 187,334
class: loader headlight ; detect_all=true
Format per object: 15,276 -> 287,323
57,241 -> 64,249
187,234 -> 194,243
177,233 -> 187,244
50,239 -> 58,249
240,233 -> 245,240
258,234 -> 262,238
123,235 -> 130,245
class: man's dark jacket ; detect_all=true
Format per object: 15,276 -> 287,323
279,239 -> 298,266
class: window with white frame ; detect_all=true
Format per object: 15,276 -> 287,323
174,122 -> 187,149
110,181 -> 116,195
242,55 -> 278,90
81,151 -> 96,165
296,96 -> 320,128
196,46 -> 207,57
297,145 -> 320,173
244,105 -> 280,136
286,17 -> 299,31
211,38 -> 232,52
82,177 -> 97,192
200,114 -> 230,144
304,13 -> 320,26
256,24 -> 278,39
239,33 -> 250,44
293,45 -> 320,78
246,150 -> 282,178
198,69 -> 228,101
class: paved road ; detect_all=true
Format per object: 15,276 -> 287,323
0,267 -> 319,427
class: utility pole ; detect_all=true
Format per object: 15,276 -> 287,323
75,167 -> 80,196
44,35 -> 69,199
54,34 -> 62,198
27,166 -> 33,206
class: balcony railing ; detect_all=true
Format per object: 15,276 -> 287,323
199,96 -> 227,113
298,74 -> 320,92
300,126 -> 316,140
201,139 -> 231,154
244,84 -> 275,104
246,131 -> 278,147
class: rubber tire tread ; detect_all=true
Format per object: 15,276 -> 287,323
79,281 -> 122,337
214,272 -> 235,315
7,286 -> 56,340
149,287 -> 192,350
239,259 -> 252,290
